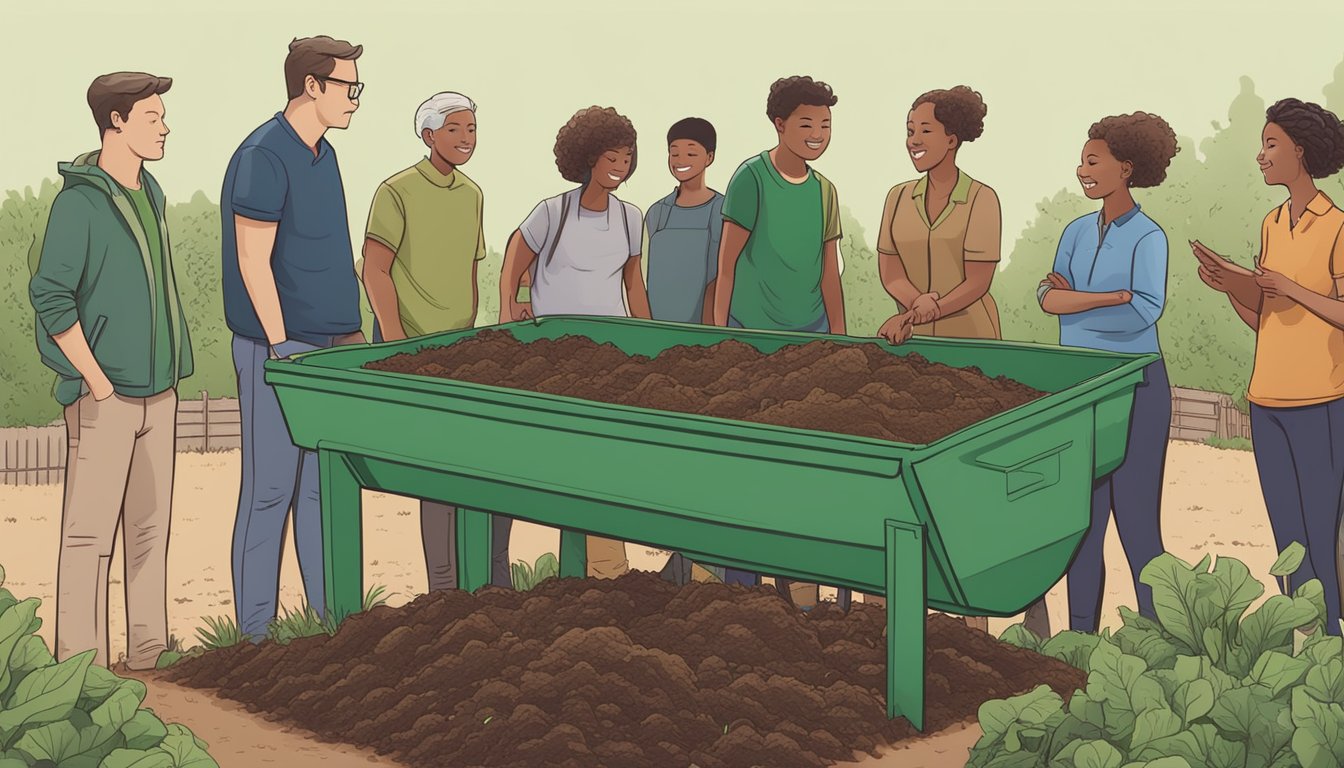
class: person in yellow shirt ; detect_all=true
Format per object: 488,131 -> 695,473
1192,97 -> 1344,636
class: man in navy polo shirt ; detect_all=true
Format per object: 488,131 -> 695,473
220,35 -> 366,641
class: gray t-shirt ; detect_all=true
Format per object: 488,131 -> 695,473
520,188 -> 643,317
645,189 -> 725,323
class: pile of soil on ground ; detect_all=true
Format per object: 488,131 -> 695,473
361,330 -> 1047,444
166,573 -> 1083,768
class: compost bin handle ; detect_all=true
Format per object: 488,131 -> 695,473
971,441 -> 1073,502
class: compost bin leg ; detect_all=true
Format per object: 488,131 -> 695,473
886,520 -> 926,731
456,509 -> 492,593
319,448 -> 363,625
559,529 -> 587,579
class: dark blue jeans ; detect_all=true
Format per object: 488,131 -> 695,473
1067,358 -> 1171,632
1251,396 -> 1344,635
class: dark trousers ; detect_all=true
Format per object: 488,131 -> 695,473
374,318 -> 512,588
1067,358 -> 1171,633
1251,396 -> 1344,635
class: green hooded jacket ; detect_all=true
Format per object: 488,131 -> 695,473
28,150 -> 193,406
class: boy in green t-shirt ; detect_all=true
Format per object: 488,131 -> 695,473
712,76 -> 847,610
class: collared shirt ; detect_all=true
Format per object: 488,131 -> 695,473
1248,191 -> 1344,408
1045,203 -> 1167,355
362,158 -> 486,336
877,169 -> 1002,339
220,111 -> 361,344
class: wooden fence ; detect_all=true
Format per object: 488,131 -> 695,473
1,391 -> 240,486
1,385 -> 1252,487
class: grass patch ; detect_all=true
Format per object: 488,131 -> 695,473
187,584 -> 393,655
510,552 -> 560,591
1204,436 -> 1253,451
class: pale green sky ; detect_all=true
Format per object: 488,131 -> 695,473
9,0 -> 1344,263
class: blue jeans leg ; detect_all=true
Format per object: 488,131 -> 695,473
1253,399 -> 1344,634
1068,359 -> 1170,632
231,335 -> 327,640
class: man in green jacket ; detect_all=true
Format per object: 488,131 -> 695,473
29,72 -> 193,671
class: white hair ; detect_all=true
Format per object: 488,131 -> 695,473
415,92 -> 476,139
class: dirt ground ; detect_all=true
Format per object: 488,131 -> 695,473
1,441 -> 1280,767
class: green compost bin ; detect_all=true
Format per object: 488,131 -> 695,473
264,316 -> 1155,731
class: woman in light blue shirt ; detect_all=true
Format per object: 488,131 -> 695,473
1036,112 -> 1179,634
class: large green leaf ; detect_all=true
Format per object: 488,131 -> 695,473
1086,642 -> 1165,743
1208,686 -> 1259,741
1206,734 -> 1248,768
159,724 -> 217,767
89,687 -> 143,747
1195,556 -> 1262,633
978,685 -> 1065,741
1129,707 -> 1182,752
1171,679 -> 1216,727
10,635 -> 55,677
120,711 -> 168,751
1131,724 -> 1220,763
1290,687 -> 1344,767
1304,658 -> 1344,704
0,649 -> 94,733
12,719 -> 95,763
1120,760 -> 1193,768
1072,739 -> 1126,768
1295,579 -> 1329,634
0,598 -> 39,695
99,749 -> 176,768
1236,595 -> 1321,672
1247,650 -> 1312,698
1246,697 -> 1295,768
1269,543 -> 1306,578
1141,554 -> 1207,655
1114,611 -> 1181,672
1042,632 -> 1104,674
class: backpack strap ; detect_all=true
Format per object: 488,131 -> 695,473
542,189 -> 574,267
650,192 -> 674,238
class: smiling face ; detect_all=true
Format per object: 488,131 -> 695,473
775,104 -> 831,162
312,58 -> 360,130
1076,138 -> 1131,199
906,101 -> 956,173
592,146 -> 633,190
668,139 -> 713,183
424,109 -> 476,167
112,92 -> 170,161
1257,122 -> 1304,187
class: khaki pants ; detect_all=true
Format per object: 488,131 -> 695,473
586,536 -> 629,579
57,389 -> 177,670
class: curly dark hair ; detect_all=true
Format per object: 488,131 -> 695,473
911,85 -> 987,143
1264,98 -> 1344,178
553,106 -> 638,184
1087,112 -> 1180,188
766,76 -> 837,123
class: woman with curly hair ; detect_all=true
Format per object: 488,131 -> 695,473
1036,112 -> 1180,634
500,105 -> 651,324
497,106 -> 650,581
1193,98 -> 1344,635
875,86 -> 1002,351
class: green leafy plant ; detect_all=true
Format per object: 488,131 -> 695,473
974,545 -> 1337,767
510,553 -> 560,592
0,562 -> 218,766
193,616 -> 246,651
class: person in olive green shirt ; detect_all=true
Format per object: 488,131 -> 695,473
713,76 -> 847,611
359,91 -> 513,592
29,72 -> 193,672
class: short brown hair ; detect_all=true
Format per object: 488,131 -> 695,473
284,35 -> 362,101
766,76 -> 838,123
1088,112 -> 1180,188
912,85 -> 988,144
87,72 -> 172,136
554,106 -> 638,184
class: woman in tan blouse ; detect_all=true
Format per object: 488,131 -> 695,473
876,86 -> 1003,344
871,86 -> 1023,634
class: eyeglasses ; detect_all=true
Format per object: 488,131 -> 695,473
313,75 -> 363,100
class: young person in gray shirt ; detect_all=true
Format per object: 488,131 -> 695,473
645,117 -> 724,326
